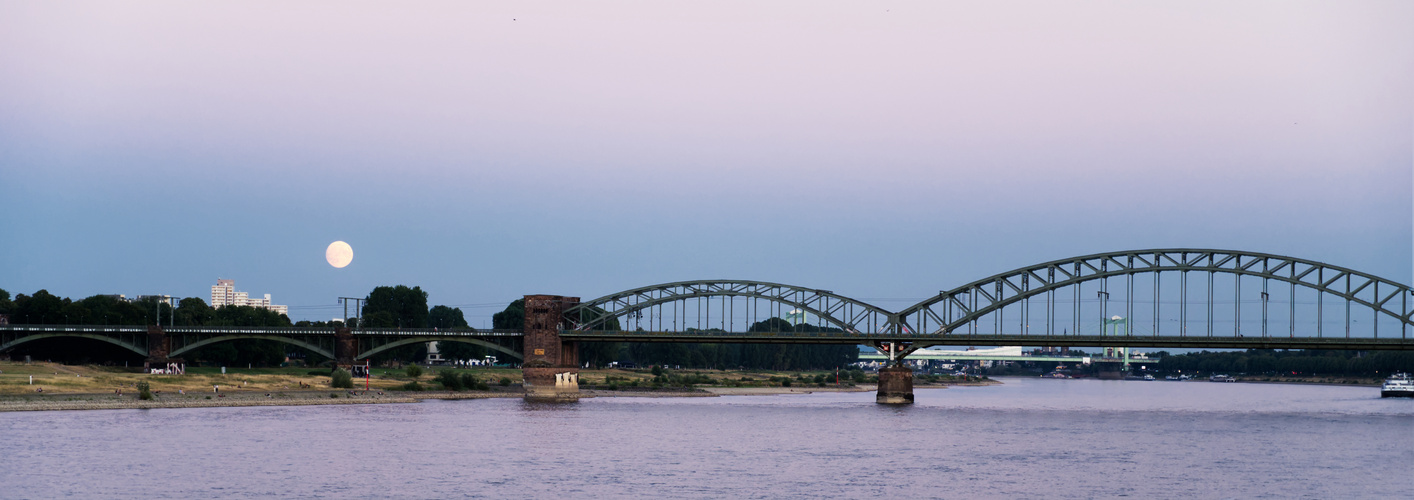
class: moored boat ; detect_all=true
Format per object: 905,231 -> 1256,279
1210,374 -> 1236,383
1381,373 -> 1414,398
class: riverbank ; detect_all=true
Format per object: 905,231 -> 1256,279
0,385 -> 863,411
0,361 -> 1003,411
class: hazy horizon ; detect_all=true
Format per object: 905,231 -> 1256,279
2,1 -> 1410,325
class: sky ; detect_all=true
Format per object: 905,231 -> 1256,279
2,1 -> 1411,326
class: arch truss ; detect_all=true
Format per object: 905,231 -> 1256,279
896,249 -> 1414,340
565,280 -> 898,335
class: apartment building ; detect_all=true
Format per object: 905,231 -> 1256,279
210,279 -> 289,316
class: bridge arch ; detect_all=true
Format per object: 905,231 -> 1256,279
566,280 -> 898,334
357,337 -> 523,361
170,335 -> 336,360
896,249 -> 1414,336
0,333 -> 148,357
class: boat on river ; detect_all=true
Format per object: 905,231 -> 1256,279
1210,374 -> 1236,383
1381,373 -> 1413,398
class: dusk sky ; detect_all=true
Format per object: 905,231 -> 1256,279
2,1 -> 1410,326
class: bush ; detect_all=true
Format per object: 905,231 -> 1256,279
781,379 -> 791,387
436,371 -> 464,391
136,381 -> 153,400
398,381 -> 425,391
651,365 -> 664,376
406,365 -> 424,378
475,381 -> 490,391
498,377 -> 512,386
436,371 -> 480,391
331,368 -> 354,389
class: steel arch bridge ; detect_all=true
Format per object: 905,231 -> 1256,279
891,249 -> 1412,349
557,249 -> 1414,354
565,280 -> 899,334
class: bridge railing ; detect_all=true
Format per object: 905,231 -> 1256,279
0,325 -> 152,333
0,325 -> 525,336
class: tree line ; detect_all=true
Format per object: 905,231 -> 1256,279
0,286 -> 479,367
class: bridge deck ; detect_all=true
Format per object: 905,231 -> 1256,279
561,330 -> 1414,351
857,353 -> 1159,363
0,325 -> 522,337
2,326 -> 1410,351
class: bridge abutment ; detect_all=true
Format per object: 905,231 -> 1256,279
522,295 -> 581,402
876,366 -> 914,404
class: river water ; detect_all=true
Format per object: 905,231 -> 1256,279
1,378 -> 1410,499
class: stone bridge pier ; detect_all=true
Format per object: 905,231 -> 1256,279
522,295 -> 581,402
876,365 -> 914,404
144,325 -> 170,369
334,327 -> 357,368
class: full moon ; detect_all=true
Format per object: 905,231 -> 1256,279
326,241 -> 353,268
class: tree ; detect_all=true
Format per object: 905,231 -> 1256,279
428,305 -> 469,329
14,289 -> 68,324
363,286 -> 429,328
175,298 -> 216,326
492,299 -> 524,330
0,288 -> 13,315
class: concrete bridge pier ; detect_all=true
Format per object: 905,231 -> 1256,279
876,365 -> 914,404
522,295 -> 581,402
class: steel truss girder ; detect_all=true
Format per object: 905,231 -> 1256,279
896,249 -> 1414,335
564,280 -> 898,333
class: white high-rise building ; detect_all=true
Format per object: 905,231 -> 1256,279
210,279 -> 289,316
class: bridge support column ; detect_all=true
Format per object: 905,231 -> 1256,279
876,365 -> 914,404
1094,362 -> 1124,380
334,327 -> 357,369
144,325 -> 169,370
522,295 -> 581,402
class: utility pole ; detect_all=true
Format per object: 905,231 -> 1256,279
338,297 -> 364,329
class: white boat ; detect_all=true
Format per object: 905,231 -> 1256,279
1382,373 -> 1414,398
1210,374 -> 1236,383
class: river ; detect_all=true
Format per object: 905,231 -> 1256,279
1,378 -> 1409,498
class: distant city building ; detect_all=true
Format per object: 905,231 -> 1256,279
210,279 -> 289,316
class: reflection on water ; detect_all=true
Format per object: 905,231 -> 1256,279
1,378 -> 1409,499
